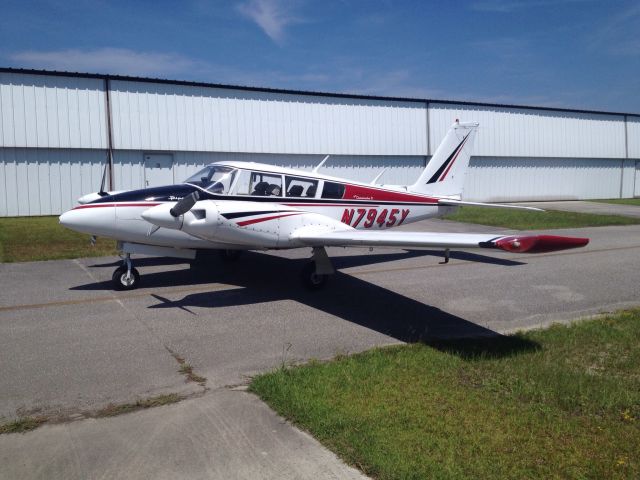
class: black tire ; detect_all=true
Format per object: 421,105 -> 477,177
219,249 -> 243,262
300,262 -> 328,290
112,266 -> 140,290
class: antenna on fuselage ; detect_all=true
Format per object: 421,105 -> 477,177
98,161 -> 109,196
312,155 -> 330,173
370,168 -> 387,185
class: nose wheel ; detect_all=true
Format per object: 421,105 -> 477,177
112,254 -> 140,290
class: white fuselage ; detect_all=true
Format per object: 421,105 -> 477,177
60,161 -> 455,251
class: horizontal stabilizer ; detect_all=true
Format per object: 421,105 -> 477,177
438,199 -> 544,211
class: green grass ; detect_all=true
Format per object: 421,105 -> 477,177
444,205 -> 640,230
590,198 -> 640,207
0,216 -> 117,262
251,310 -> 640,480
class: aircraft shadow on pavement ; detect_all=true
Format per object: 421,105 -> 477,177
112,250 -> 537,358
72,251 -> 537,358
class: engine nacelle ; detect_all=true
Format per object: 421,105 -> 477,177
141,203 -> 186,230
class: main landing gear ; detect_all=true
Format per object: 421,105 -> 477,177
112,253 -> 140,290
300,247 -> 335,291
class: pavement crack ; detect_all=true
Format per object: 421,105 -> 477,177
0,390 -> 207,435
164,346 -> 208,387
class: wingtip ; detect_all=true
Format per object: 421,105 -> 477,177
494,235 -> 589,253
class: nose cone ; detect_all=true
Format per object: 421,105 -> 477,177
59,206 -> 116,236
59,209 -> 84,231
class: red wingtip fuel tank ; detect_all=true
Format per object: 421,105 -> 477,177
494,235 -> 589,253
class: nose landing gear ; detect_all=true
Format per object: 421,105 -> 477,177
112,253 -> 140,290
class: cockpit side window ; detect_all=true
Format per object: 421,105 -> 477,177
234,170 -> 283,197
183,166 -> 237,194
321,181 -> 345,199
285,176 -> 319,198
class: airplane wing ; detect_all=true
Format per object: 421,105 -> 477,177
291,228 -> 589,254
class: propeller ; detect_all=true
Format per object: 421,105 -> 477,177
169,191 -> 200,217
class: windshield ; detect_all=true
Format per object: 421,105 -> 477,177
183,166 -> 237,194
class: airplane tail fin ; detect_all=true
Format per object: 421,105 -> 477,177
409,120 -> 479,197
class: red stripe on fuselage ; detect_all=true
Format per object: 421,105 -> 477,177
283,203 -> 382,207
73,202 -> 162,209
342,184 -> 438,203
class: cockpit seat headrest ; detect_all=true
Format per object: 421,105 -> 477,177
288,185 -> 303,197
252,181 -> 269,196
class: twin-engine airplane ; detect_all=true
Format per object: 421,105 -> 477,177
60,121 -> 588,290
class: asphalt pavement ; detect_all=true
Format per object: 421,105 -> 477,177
1,219 -> 639,479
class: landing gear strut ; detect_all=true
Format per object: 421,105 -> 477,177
112,253 -> 140,290
300,247 -> 334,290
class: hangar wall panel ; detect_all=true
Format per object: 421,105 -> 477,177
628,117 -> 640,159
112,150 -> 425,193
109,81 -> 427,156
429,103 -> 626,159
0,73 -> 107,149
620,159 -> 636,198
0,148 -> 106,216
463,157 -> 623,202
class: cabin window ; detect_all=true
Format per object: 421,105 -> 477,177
183,166 -> 237,194
321,181 -> 345,199
234,170 -> 283,197
285,176 -> 318,198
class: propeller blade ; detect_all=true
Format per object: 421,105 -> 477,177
169,191 -> 200,217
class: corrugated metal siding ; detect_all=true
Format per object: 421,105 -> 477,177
621,159 -> 636,198
628,118 -> 640,159
2,71 -> 640,217
109,81 -> 427,155
0,148 -> 105,216
464,157 -> 623,202
113,150 -> 425,192
429,103 -> 626,159
0,73 -> 107,149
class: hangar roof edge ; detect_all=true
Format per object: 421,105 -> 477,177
1,66 -> 638,118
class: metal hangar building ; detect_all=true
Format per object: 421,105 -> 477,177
0,67 -> 638,217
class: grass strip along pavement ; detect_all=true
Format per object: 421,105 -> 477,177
443,205 -> 640,230
590,198 -> 640,207
251,310 -> 640,479
0,216 -> 116,262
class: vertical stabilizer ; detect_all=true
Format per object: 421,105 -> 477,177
409,121 -> 479,197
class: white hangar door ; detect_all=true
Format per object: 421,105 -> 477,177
144,154 -> 174,187
635,161 -> 640,197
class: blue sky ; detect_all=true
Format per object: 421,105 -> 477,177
1,0 -> 639,112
